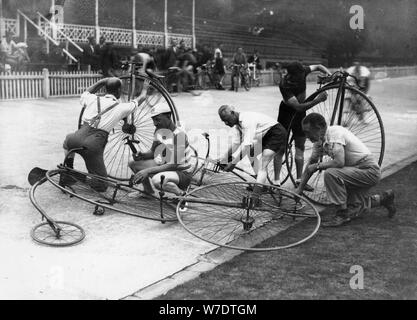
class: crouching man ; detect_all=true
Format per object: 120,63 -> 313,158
296,113 -> 396,227
129,102 -> 194,197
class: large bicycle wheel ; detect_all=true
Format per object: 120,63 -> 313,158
290,84 -> 385,205
177,182 -> 320,251
78,74 -> 179,181
46,169 -> 177,222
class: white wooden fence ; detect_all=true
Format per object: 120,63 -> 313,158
1,66 -> 416,101
0,69 -> 102,100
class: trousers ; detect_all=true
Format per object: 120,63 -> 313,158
323,157 -> 381,215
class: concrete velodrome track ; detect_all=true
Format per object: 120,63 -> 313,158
0,76 -> 416,299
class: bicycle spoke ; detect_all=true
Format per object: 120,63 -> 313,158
178,182 -> 320,251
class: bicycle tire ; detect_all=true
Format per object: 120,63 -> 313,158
266,133 -> 295,186
288,84 -> 385,205
78,74 -> 180,181
29,175 -> 86,247
46,169 -> 178,222
177,182 -> 320,251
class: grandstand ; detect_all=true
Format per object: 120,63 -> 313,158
176,16 -> 325,66
0,0 -> 325,71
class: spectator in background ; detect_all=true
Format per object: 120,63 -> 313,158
229,47 -> 247,91
213,50 -> 225,90
100,41 -> 118,77
248,50 -> 262,71
83,36 -> 100,71
248,50 -> 262,81
214,43 -> 224,59
1,31 -> 30,71
178,40 -> 186,56
166,39 -> 179,68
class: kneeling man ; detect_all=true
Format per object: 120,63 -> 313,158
296,113 -> 396,227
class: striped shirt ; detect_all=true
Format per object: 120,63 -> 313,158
152,127 -> 193,172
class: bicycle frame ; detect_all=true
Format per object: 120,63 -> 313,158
318,72 -> 352,126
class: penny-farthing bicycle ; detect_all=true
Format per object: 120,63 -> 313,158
285,70 -> 385,205
28,65 -> 321,250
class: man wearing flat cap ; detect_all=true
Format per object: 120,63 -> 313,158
129,102 -> 194,197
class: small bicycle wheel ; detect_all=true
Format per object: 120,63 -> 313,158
177,182 -> 320,251
29,174 -> 86,247
46,169 -> 177,222
78,74 -> 180,181
291,84 -> 385,205
31,221 -> 85,247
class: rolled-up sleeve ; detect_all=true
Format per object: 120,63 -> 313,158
80,91 -> 94,106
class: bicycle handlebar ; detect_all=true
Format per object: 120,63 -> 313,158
317,70 -> 364,88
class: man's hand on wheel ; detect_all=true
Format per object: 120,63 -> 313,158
132,169 -> 150,184
133,152 -> 145,161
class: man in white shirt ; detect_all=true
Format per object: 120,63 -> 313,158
217,105 -> 287,193
346,61 -> 371,94
214,44 -> 224,59
61,77 -> 149,191
296,113 -> 396,227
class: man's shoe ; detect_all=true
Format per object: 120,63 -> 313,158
322,208 -> 351,227
322,213 -> 351,227
228,88 -> 234,91
58,172 -> 76,187
381,190 -> 396,218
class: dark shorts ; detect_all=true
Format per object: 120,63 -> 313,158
63,124 -> 109,191
177,170 -> 193,190
278,101 -> 306,138
262,123 -> 287,153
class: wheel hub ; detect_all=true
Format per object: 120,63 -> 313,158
122,123 -> 136,134
241,216 -> 255,231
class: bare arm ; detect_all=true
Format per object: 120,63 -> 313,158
310,64 -> 332,76
296,143 -> 345,194
86,78 -> 108,94
285,92 -> 328,113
